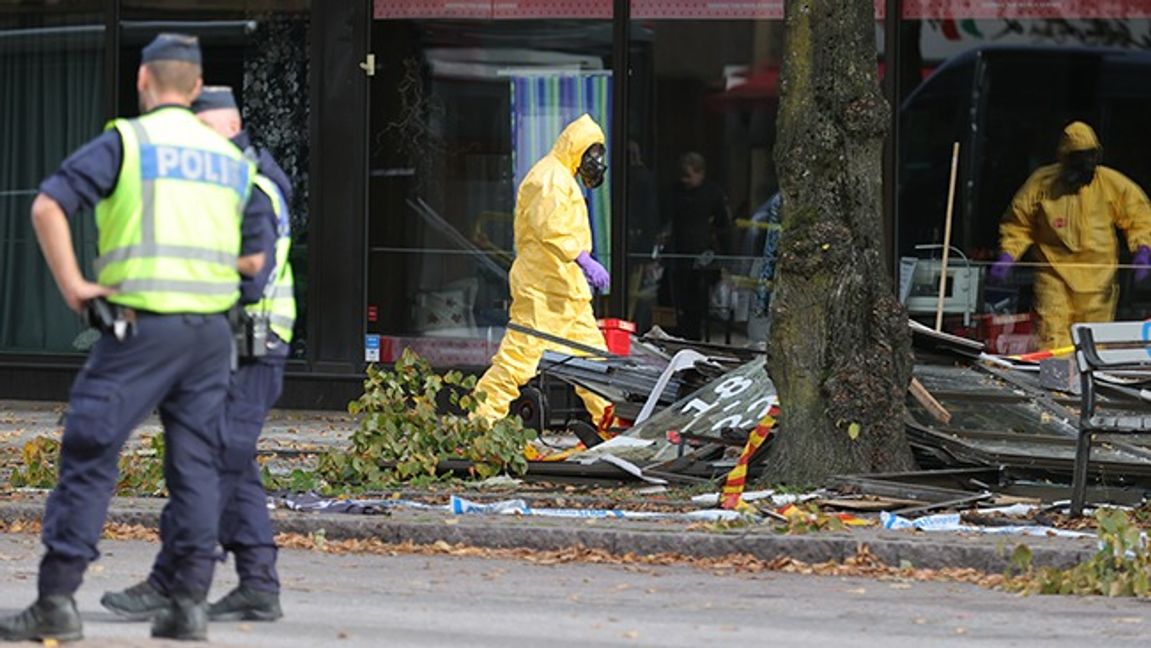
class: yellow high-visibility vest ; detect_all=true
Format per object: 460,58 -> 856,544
247,174 -> 296,342
95,106 -> 254,313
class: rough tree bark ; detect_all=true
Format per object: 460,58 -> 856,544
764,0 -> 915,484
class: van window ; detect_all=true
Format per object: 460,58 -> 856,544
898,60 -> 972,256
967,51 -> 1103,255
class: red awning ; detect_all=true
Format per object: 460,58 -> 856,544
722,68 -> 780,101
710,63 -> 935,109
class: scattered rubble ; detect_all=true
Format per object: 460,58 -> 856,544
9,316 -> 1151,544
455,318 -> 1151,534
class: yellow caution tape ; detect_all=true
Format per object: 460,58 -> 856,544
524,442 -> 585,463
720,409 -> 779,510
1008,345 -> 1075,362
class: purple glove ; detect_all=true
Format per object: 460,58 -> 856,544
576,251 -> 610,292
988,252 -> 1014,284
1134,246 -> 1151,283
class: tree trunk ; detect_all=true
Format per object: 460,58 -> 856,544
764,0 -> 915,484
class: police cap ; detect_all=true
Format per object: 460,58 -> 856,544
141,33 -> 202,65
192,86 -> 237,113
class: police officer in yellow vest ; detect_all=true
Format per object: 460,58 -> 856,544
0,34 -> 274,643
102,86 -> 295,625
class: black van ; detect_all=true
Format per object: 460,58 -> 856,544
899,45 -> 1151,318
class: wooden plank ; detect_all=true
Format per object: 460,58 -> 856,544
818,497 -> 920,511
908,377 -> 952,425
934,142 -> 961,332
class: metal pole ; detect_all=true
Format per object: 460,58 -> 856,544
609,0 -> 630,318
934,142 -> 960,331
104,0 -> 120,120
883,0 -> 903,282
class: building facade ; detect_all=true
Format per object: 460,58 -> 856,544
4,1 -> 1151,406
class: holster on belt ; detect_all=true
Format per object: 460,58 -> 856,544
85,297 -> 136,341
231,306 -> 269,361
85,297 -> 118,333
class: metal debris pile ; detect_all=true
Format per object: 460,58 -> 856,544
506,318 -> 1151,526
517,325 -> 778,492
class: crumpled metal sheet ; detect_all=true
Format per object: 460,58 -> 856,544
578,359 -> 779,464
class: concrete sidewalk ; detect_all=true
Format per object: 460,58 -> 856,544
0,492 -> 1098,575
0,399 -> 355,453
0,399 -> 354,483
1,399 -> 1101,575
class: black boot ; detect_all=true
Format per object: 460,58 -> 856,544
100,580 -> 171,620
0,595 -> 82,642
150,595 -> 208,642
208,585 -> 283,622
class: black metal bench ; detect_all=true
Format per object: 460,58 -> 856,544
1070,322 -> 1151,516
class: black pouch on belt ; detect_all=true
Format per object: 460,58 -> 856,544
85,297 -> 118,333
85,297 -> 137,341
233,311 -> 269,360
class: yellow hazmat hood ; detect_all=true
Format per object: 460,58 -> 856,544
1057,121 -> 1102,159
550,114 -> 605,175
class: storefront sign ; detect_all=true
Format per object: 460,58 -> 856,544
631,0 -> 783,18
493,0 -> 612,18
375,1 -> 491,19
903,0 -> 1151,19
375,0 -> 1151,21
627,359 -> 779,463
376,0 -> 893,20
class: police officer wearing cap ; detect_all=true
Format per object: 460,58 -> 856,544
0,34 -> 275,643
102,86 -> 294,624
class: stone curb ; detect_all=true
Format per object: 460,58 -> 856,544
0,500 -> 1096,574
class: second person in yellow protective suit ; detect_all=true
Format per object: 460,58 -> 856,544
473,114 -> 613,428
991,121 -> 1151,349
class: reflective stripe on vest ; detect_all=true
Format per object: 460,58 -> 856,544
95,108 -> 253,313
264,284 -> 295,300
247,174 -> 296,342
116,279 -> 240,295
93,244 -> 237,275
270,313 -> 296,333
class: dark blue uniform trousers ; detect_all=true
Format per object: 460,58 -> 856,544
39,314 -> 231,599
150,354 -> 285,594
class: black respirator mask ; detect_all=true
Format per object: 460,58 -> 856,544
1060,150 -> 1100,190
578,143 -> 607,189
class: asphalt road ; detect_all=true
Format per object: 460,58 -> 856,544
0,533 -> 1148,647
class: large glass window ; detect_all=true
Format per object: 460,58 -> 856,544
897,3 -> 1151,353
627,2 -> 884,345
626,11 -> 784,345
0,1 -> 104,355
0,1 -> 311,359
120,1 -> 311,357
368,3 -> 613,366
367,1 -> 890,360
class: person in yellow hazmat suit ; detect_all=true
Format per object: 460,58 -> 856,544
473,114 -> 613,432
991,121 -> 1151,349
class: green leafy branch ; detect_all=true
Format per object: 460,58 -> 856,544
8,433 -> 166,496
315,348 -> 536,491
1006,508 -> 1151,597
